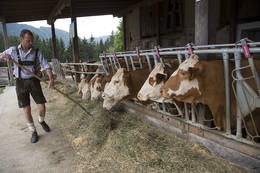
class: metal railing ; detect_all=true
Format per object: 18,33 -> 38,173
99,41 -> 260,142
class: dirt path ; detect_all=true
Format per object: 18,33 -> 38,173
0,86 -> 78,173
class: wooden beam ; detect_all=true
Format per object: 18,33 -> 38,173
51,22 -> 58,59
70,0 -> 80,83
116,0 -> 164,17
47,0 -> 71,25
2,22 -> 14,86
195,0 -> 209,45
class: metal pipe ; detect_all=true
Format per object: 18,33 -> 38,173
138,57 -> 143,69
234,52 -> 242,138
123,56 -> 130,71
177,53 -> 182,64
223,53 -> 231,135
129,56 -> 136,71
152,54 -> 159,65
99,47 -> 260,58
145,55 -> 152,70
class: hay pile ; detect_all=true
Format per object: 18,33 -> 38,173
44,82 -> 248,173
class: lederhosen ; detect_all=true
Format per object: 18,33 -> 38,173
15,47 -> 46,108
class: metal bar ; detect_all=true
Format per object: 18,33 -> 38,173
152,54 -> 159,65
184,103 -> 189,121
129,56 -> 136,71
123,56 -> 130,71
138,57 -> 143,69
234,52 -> 242,139
191,103 -> 196,123
177,52 -> 182,64
223,52 -> 231,135
99,47 -> 260,58
61,62 -> 103,66
99,42 -> 260,56
145,55 -> 152,70
63,69 -> 105,74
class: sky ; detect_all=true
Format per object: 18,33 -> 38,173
19,15 -> 121,39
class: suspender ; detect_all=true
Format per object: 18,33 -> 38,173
16,46 -> 39,79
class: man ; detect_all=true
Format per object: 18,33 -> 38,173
0,29 -> 54,143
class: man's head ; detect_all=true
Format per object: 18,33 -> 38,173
20,29 -> 34,50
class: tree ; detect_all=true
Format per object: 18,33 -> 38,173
113,20 -> 124,51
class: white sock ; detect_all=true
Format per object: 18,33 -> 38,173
38,115 -> 45,123
27,123 -> 36,132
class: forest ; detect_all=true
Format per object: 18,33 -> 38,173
0,20 -> 123,66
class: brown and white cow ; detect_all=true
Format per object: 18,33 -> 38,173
102,68 -> 151,110
137,62 -> 184,115
137,62 -> 179,102
161,54 -> 260,137
78,65 -> 102,100
90,73 -> 113,100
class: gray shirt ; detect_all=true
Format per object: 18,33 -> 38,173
0,44 -> 51,79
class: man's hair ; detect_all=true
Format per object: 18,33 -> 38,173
20,29 -> 34,38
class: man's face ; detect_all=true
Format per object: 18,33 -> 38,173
20,33 -> 33,50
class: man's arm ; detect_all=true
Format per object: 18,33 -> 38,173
46,69 -> 54,89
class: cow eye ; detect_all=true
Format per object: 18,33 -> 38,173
114,80 -> 119,84
181,71 -> 186,75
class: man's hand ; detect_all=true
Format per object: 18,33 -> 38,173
48,79 -> 54,89
0,53 -> 11,61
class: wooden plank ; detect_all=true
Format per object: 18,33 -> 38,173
51,22 -> 58,59
47,0 -> 71,24
195,0 -> 208,45
2,22 -> 14,86
70,0 -> 80,83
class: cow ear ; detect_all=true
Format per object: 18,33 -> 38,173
155,73 -> 167,84
188,63 -> 203,80
188,67 -> 199,80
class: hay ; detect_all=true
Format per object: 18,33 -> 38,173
44,82 -> 248,173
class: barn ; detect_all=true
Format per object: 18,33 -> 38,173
1,0 -> 260,172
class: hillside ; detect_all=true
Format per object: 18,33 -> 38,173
0,23 -> 109,47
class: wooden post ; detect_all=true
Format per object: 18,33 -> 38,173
195,0 -> 217,59
195,0 -> 217,45
51,22 -> 58,59
195,0 -> 208,45
70,0 -> 80,83
2,22 -> 14,86
156,3 -> 160,46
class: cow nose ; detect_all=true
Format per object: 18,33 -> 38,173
137,93 -> 142,100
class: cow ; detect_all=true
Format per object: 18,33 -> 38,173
90,73 -> 114,100
137,62 -> 184,115
78,65 -> 103,100
102,68 -> 151,110
161,54 -> 260,139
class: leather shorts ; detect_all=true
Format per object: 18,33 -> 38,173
15,78 -> 46,108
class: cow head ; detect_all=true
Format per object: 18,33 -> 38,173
78,78 -> 88,97
137,63 -> 169,102
102,68 -> 130,110
90,75 -> 102,100
161,54 -> 203,103
82,82 -> 91,100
